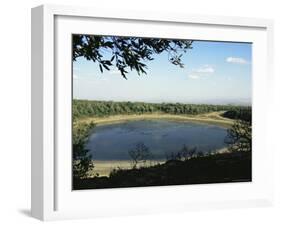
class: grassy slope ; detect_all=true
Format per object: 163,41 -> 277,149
87,160 -> 166,177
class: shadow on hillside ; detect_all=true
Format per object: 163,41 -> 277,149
73,151 -> 251,190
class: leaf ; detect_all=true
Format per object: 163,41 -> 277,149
103,41 -> 113,47
103,64 -> 110,71
120,69 -> 128,79
104,60 -> 112,66
99,64 -> 103,73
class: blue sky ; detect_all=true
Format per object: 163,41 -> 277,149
73,39 -> 252,105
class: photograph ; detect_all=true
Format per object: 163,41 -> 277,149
72,34 -> 252,190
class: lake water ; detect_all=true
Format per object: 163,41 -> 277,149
86,120 -> 228,160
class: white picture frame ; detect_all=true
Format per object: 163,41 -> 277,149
31,4 -> 274,221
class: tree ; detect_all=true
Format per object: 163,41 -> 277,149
224,120 -> 252,152
196,151 -> 204,157
222,108 -> 252,121
73,35 -> 193,79
128,142 -> 151,168
73,140 -> 94,179
180,145 -> 197,160
73,122 -> 96,178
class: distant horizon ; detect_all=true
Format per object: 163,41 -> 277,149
73,97 -> 251,106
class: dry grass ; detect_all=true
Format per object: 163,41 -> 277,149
88,160 -> 165,177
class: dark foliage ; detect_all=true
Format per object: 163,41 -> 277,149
128,142 -> 152,168
225,120 -> 252,152
165,145 -> 198,161
223,108 -> 252,152
73,151 -> 252,190
222,108 -> 252,122
73,35 -> 193,79
73,122 -> 96,178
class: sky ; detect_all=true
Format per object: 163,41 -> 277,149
73,39 -> 252,105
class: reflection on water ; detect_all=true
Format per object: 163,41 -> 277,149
86,120 -> 227,160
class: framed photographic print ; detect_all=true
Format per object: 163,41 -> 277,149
31,4 -> 274,221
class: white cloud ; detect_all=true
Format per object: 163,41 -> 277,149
73,74 -> 78,79
188,65 -> 214,79
226,57 -> 249,64
193,65 -> 215,74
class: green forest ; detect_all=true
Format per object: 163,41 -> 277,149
73,99 -> 251,120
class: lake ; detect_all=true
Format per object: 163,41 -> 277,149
86,120 -> 228,161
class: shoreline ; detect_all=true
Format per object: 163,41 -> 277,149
89,147 -> 230,177
75,111 -> 234,128
89,160 -> 166,177
74,111 -> 234,177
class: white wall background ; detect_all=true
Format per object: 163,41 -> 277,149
0,0 -> 280,225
